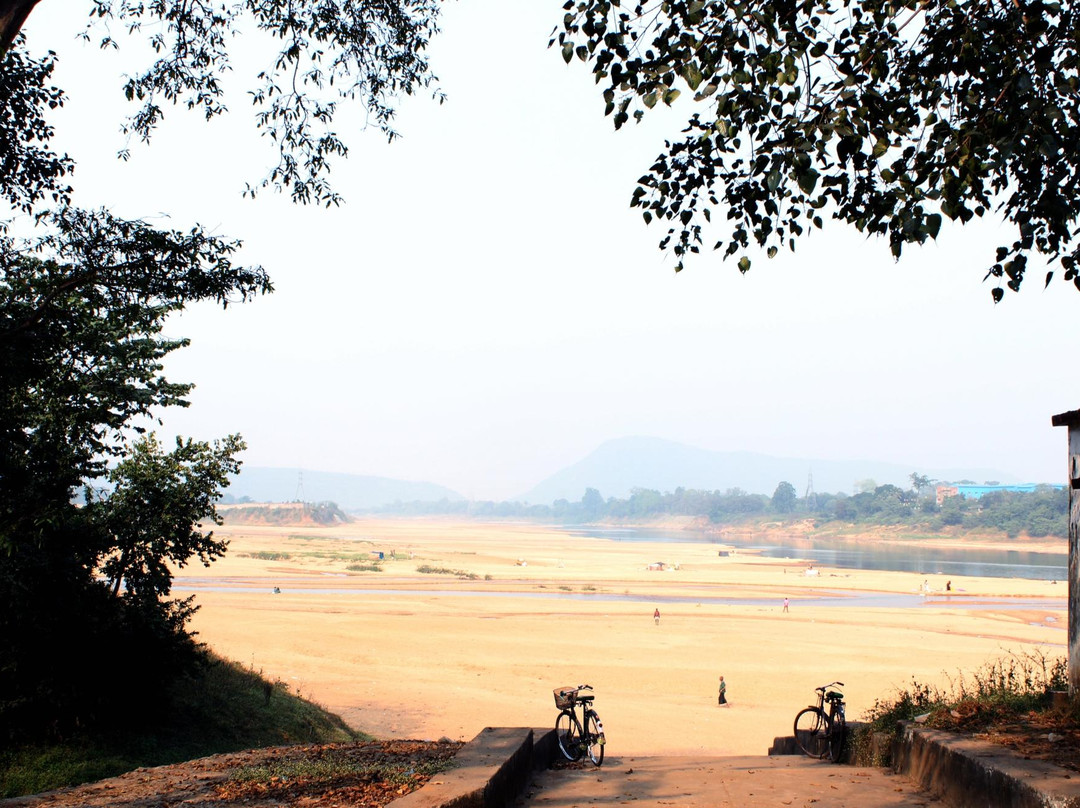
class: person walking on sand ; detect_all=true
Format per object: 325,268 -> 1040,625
783,597 -> 789,613
654,608 -> 661,625
718,675 -> 728,706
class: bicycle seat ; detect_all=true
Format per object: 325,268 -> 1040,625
826,691 -> 843,701
576,694 -> 595,703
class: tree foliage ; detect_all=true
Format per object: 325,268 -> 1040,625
1,0 -> 444,207
97,433 -> 243,603
370,481 -> 1067,538
0,0 -> 449,742
555,0 -> 1080,299
0,210 -> 269,738
771,479 -> 797,512
0,33 -> 72,212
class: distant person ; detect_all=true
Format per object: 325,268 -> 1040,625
718,675 -> 728,706
946,580 -> 952,592
654,608 -> 661,625
783,597 -> 789,613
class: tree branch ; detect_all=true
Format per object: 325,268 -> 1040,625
0,0 -> 41,54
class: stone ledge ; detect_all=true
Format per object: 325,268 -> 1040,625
388,727 -> 556,808
767,721 -> 866,763
893,722 -> 1080,808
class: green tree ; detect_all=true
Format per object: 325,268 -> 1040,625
771,480 -> 797,513
910,473 -> 932,492
0,0 -> 446,742
97,433 -> 244,603
581,486 -> 606,519
0,208 -> 269,738
556,0 -> 1080,299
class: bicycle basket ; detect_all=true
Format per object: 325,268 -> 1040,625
553,687 -> 577,709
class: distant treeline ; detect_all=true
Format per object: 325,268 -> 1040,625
366,481 -> 1068,539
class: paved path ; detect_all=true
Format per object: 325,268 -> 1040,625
515,755 -> 942,808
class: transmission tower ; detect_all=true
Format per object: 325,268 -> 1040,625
804,470 -> 817,511
294,470 -> 305,504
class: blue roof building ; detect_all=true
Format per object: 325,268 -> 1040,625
954,483 -> 1053,499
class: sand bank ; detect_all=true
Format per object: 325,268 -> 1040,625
184,519 -> 1067,756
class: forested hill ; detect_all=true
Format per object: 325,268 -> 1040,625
368,482 -> 1067,539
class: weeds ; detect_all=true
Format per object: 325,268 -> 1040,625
346,563 -> 383,572
242,551 -> 292,561
853,650 -> 1069,765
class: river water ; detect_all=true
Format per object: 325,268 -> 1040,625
173,582 -> 1063,611
565,526 -> 1069,581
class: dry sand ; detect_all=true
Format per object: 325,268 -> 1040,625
180,519 -> 1067,757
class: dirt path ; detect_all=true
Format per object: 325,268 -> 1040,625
518,755 -> 943,808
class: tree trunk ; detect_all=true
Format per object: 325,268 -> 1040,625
0,0 -> 42,54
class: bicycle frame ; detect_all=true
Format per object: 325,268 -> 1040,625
554,684 -> 606,766
793,681 -> 845,762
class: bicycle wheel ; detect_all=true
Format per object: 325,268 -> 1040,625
583,710 -> 605,766
827,718 -> 846,763
556,710 -> 583,761
793,708 -> 831,758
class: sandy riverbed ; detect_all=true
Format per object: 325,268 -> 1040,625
181,518 -> 1067,756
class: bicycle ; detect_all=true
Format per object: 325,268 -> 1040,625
553,684 -> 606,766
793,681 -> 846,763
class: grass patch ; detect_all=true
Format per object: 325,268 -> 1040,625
346,562 -> 383,572
242,551 -> 292,561
415,565 -> 479,580
0,653 -> 367,798
286,551 -> 385,563
852,650 -> 1069,765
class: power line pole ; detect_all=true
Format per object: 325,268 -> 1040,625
804,470 -> 817,511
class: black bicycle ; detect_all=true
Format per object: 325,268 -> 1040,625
553,684 -> 605,766
793,681 -> 846,762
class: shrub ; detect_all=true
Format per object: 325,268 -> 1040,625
415,565 -> 478,580
346,563 -> 383,572
853,651 -> 1068,766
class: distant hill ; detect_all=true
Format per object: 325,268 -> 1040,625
225,467 -> 464,511
516,436 -> 1022,505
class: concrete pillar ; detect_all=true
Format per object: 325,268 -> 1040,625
1052,409 -> 1080,695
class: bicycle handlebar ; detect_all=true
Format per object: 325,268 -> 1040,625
815,681 -> 844,692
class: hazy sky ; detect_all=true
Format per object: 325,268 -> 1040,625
21,2 -> 1077,500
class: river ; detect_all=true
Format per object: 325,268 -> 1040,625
565,526 -> 1068,581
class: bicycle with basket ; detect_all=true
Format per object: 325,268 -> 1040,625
793,681 -> 847,763
553,684 -> 605,766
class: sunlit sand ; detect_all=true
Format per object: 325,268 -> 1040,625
182,518 -> 1067,756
